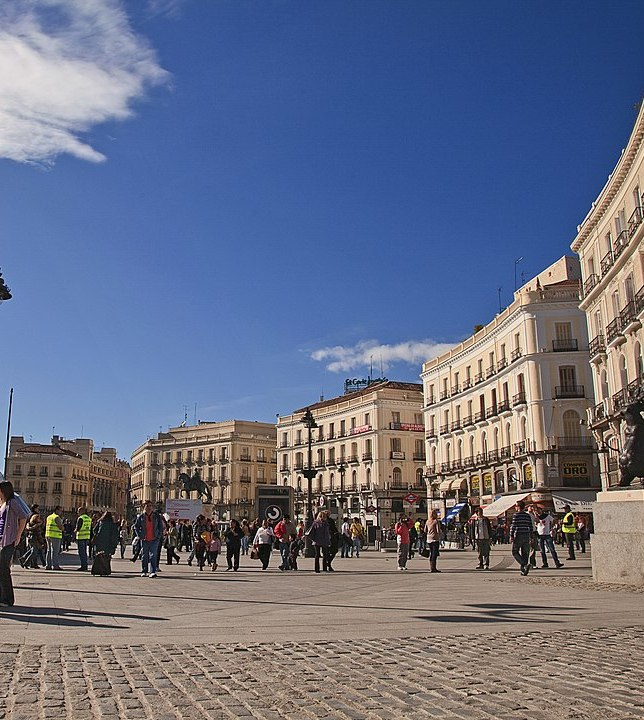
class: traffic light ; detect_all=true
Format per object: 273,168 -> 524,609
0,268 -> 12,301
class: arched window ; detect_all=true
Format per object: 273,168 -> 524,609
493,427 -> 500,451
600,368 -> 609,400
351,470 -> 357,489
457,439 -> 463,461
634,342 -> 643,380
619,354 -> 628,389
521,416 -> 527,441
329,473 -> 335,490
366,468 -> 371,487
416,468 -> 424,485
392,467 -> 402,485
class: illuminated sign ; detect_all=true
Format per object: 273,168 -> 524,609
470,476 -> 480,496
483,473 -> 493,493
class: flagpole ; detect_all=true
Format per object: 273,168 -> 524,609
3,387 -> 13,479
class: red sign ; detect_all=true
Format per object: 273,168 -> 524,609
366,504 -> 376,513
403,492 -> 420,504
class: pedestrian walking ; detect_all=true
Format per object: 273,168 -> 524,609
74,507 -> 92,572
349,517 -> 364,557
253,519 -> 274,570
562,505 -> 577,560
288,533 -> 300,570
472,507 -> 492,570
274,514 -> 296,570
133,500 -> 164,578
425,510 -> 441,573
208,530 -> 221,571
0,481 -> 29,607
45,505 -> 64,570
224,519 -> 244,571
575,514 -> 587,553
395,515 -> 413,570
91,511 -> 120,576
164,520 -> 181,565
19,505 -> 46,569
510,500 -> 534,575
309,511 -> 333,573
535,508 -> 564,569
119,520 -> 129,559
340,517 -> 352,558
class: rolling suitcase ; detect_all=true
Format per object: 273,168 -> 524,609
91,551 -> 112,576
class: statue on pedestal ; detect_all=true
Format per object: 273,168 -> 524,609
618,399 -> 644,487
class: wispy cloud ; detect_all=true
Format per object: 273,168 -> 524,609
0,0 -> 167,166
146,0 -> 188,18
311,339 -> 456,374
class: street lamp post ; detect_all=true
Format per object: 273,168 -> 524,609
301,408 -> 318,558
337,461 -> 347,521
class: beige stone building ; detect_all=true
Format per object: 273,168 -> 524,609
6,435 -> 130,519
572,103 -> 644,489
421,256 -> 600,516
130,420 -> 277,520
277,381 -> 427,534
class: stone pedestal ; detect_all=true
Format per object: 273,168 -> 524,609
592,488 -> 644,586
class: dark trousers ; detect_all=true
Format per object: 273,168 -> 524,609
565,533 -> 576,559
477,539 -> 491,567
428,541 -> 440,571
512,534 -> 531,568
258,543 -> 271,569
166,547 -> 180,565
314,545 -> 332,572
0,544 -> 16,606
227,544 -> 240,570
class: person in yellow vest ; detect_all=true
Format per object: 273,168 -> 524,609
75,507 -> 92,572
561,504 -> 577,560
45,505 -> 64,570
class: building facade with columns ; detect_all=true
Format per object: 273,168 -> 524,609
276,380 -> 427,533
5,435 -> 130,519
572,102 -> 644,489
130,420 -> 277,520
421,256 -> 600,515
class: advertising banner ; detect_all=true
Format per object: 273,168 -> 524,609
165,499 -> 203,521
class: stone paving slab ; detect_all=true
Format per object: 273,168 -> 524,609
2,627 -> 644,720
3,546 -> 643,719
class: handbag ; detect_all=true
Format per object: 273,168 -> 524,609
420,548 -> 430,558
250,546 -> 259,560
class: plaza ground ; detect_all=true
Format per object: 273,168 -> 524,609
2,544 -> 643,719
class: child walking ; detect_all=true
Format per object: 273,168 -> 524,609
208,530 -> 221,571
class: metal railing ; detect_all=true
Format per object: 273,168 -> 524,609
555,385 -> 585,399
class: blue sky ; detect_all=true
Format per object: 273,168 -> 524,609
1,0 -> 643,458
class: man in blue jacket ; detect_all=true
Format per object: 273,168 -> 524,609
133,501 -> 164,578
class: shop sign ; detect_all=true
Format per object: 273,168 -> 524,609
349,425 -> 372,435
523,464 -> 533,483
391,423 -> 425,432
483,473 -> 493,493
446,498 -> 456,508
470,476 -> 480,496
563,461 -> 589,477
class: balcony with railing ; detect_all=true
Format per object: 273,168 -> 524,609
462,378 -> 472,390
485,406 -> 497,419
497,358 -> 508,371
426,395 -> 436,406
552,338 -> 579,352
474,372 -> 484,384
362,452 -> 373,461
475,452 -> 488,465
440,390 -> 450,401
463,456 -> 474,468
426,428 -> 436,439
555,384 -> 585,399
600,250 -> 614,276
440,462 -> 451,473
582,273 -> 599,297
439,424 -> 450,435
590,402 -> 606,424
606,316 -> 625,346
513,391 -> 526,406
486,366 -> 496,379
474,411 -> 485,423
613,229 -> 629,259
589,334 -> 605,360
513,441 -> 527,455
628,205 -> 643,236
462,415 -> 474,427
280,464 -> 289,472
511,348 -> 522,362
450,420 -> 461,432
451,383 -> 461,396
497,399 -> 511,414
500,445 -> 512,460
346,454 -> 359,464
621,300 -> 641,332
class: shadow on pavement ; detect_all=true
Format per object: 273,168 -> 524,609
0,604 -> 162,628
414,603 -> 583,624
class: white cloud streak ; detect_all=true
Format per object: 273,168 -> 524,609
311,339 -> 456,374
0,0 -> 167,166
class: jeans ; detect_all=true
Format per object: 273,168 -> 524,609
538,535 -> 562,566
77,539 -> 89,570
279,540 -> 290,569
340,536 -> 351,558
352,537 -> 361,557
46,538 -> 62,569
141,539 -> 160,575
512,534 -> 531,569
428,541 -> 440,571
0,544 -> 16,606
241,536 -> 250,555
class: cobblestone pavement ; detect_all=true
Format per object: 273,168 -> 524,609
3,626 -> 644,720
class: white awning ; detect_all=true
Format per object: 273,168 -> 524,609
483,492 -> 530,518
449,477 -> 467,491
439,479 -> 452,492
552,490 -> 598,512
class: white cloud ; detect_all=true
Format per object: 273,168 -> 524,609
311,339 -> 456,374
146,0 -> 188,18
0,0 -> 168,166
